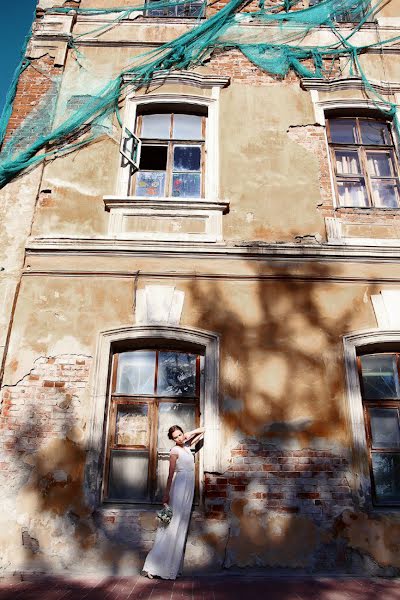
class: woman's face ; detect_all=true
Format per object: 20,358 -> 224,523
172,429 -> 185,446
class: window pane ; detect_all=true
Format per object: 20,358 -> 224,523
335,150 -> 361,175
372,453 -> 400,503
371,181 -> 399,208
337,180 -> 368,207
136,171 -> 166,197
187,2 -> 205,17
157,402 -> 197,450
360,120 -> 391,146
157,352 -> 197,396
173,114 -> 203,140
108,450 -> 149,500
360,354 -> 400,399
369,408 -> 400,449
329,119 -> 357,144
139,145 -> 167,170
172,173 -> 201,197
116,351 -> 156,394
367,151 -> 394,177
116,404 -> 149,446
173,146 -> 201,172
141,114 -> 170,139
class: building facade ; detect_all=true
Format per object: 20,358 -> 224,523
0,0 -> 400,576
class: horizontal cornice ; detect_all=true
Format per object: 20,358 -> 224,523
301,76 -> 400,94
24,238 -> 400,264
122,71 -> 230,89
103,196 -> 230,212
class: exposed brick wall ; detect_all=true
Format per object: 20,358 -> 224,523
287,124 -> 333,212
0,355 -> 91,473
287,124 -> 400,236
205,440 -> 352,523
209,48 -> 300,85
3,55 -> 62,147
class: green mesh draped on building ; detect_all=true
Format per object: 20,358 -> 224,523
0,0 -> 398,188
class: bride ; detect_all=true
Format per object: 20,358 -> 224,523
142,424 -> 205,580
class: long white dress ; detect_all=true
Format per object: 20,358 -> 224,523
143,443 -> 195,579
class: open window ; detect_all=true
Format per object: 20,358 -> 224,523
326,116 -> 400,208
358,352 -> 400,506
103,348 -> 203,504
130,107 -> 207,199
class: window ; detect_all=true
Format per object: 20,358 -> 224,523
358,353 -> 400,506
133,110 -> 206,199
145,0 -> 205,17
104,349 -> 202,503
309,0 -> 371,22
327,117 -> 400,208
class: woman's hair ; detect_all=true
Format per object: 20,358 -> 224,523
168,425 -> 183,440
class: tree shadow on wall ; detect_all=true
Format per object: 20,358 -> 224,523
1,257 -> 396,595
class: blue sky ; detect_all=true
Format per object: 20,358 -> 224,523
0,0 -> 37,116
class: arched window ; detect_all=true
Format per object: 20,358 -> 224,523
344,331 -> 400,509
358,352 -> 400,506
103,348 -> 203,503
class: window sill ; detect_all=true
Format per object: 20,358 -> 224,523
325,216 -> 400,246
103,195 -> 229,243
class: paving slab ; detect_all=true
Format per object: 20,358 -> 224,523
0,576 -> 399,600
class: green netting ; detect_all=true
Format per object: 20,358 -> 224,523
0,0 -> 398,189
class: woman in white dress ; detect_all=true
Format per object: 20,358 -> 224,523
142,424 -> 205,580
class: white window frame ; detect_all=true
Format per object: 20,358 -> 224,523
116,92 -> 220,201
85,325 -> 221,507
343,329 -> 400,508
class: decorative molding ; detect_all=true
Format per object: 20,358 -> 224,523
302,77 -> 400,95
29,13 -> 75,65
371,291 -> 400,329
86,325 -> 221,505
343,330 -> 400,508
135,285 -> 185,325
103,196 -> 229,213
103,196 -> 229,243
325,216 -> 400,247
25,237 -> 400,263
123,71 -> 230,90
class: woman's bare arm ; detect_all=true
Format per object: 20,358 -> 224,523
162,452 -> 178,505
183,427 -> 205,446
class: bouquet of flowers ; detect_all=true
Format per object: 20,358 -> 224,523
157,505 -> 173,525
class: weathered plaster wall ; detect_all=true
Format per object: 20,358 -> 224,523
2,0 -> 400,580
1,270 -> 399,575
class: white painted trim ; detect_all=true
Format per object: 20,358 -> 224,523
343,329 -> 400,507
123,71 -> 230,89
116,92 -> 220,202
85,325 -> 221,506
302,77 -> 400,95
103,195 -> 229,243
325,216 -> 400,246
24,237 -> 400,261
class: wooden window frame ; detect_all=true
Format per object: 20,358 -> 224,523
326,116 -> 400,209
103,349 -> 202,505
132,111 -> 206,199
144,0 -> 205,18
357,352 -> 400,507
